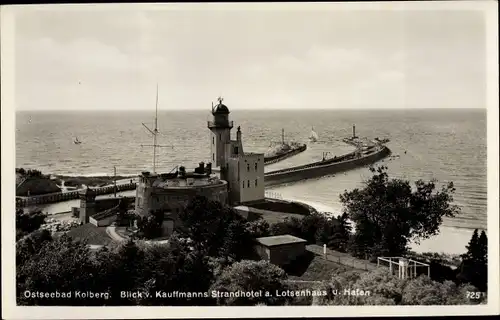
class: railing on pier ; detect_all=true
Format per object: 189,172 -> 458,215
264,191 -> 284,200
264,144 -> 307,165
15,182 -> 137,208
265,146 -> 389,177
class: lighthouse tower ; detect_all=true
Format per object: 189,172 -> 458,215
208,97 -> 234,167
207,97 -> 265,205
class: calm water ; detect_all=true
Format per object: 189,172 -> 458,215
16,109 -> 487,234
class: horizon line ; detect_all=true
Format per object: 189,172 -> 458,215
15,107 -> 486,112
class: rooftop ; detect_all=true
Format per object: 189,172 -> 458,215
212,97 -> 230,115
152,175 -> 224,188
255,234 -> 307,247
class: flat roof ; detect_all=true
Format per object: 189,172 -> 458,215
152,176 -> 224,188
255,235 -> 307,247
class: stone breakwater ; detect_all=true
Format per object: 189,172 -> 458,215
264,145 -> 391,187
15,183 -> 137,208
16,141 -> 389,207
264,143 -> 307,165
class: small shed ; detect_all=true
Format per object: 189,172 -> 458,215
254,234 -> 307,267
89,209 -> 117,227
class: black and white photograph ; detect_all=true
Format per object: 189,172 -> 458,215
1,1 -> 499,318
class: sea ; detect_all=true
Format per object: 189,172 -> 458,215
15,108 -> 488,255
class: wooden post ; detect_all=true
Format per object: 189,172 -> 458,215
114,166 -> 117,198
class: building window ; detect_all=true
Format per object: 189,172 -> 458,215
247,180 -> 250,188
234,146 -> 239,155
242,181 -> 245,189
247,163 -> 250,172
213,136 -> 215,144
219,134 -> 221,141
213,153 -> 215,161
255,179 -> 258,187
255,162 -> 258,171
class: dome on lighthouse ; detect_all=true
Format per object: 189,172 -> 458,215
212,97 -> 230,115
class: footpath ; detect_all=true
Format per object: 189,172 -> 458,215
306,244 -> 378,271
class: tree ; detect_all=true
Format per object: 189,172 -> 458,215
136,209 -> 165,239
115,199 -> 131,226
16,209 -> 47,240
312,270 -> 363,305
17,235 -> 103,306
210,260 -> 290,306
269,218 -> 301,237
246,219 -> 270,238
315,213 -> 351,252
313,268 -> 483,306
179,196 -> 253,260
16,229 -> 52,267
457,229 -> 488,291
340,165 -> 460,259
478,231 -> 488,265
402,275 -> 482,305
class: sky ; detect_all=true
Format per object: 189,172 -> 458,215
11,3 -> 491,111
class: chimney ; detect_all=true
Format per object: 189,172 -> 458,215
199,162 -> 205,172
179,166 -> 186,178
206,162 -> 212,175
237,126 -> 242,142
353,124 -> 356,138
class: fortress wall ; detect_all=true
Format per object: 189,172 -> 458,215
16,183 -> 137,208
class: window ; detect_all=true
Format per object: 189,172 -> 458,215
213,153 -> 215,161
255,179 -> 258,187
247,180 -> 250,188
242,181 -> 245,189
254,162 -> 258,171
247,163 -> 250,172
213,136 -> 215,144
219,134 -> 221,141
234,146 -> 239,155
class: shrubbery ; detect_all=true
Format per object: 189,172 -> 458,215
16,208 -> 47,240
14,166 -> 488,306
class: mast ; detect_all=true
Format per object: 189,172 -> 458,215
153,84 -> 159,173
282,128 -> 285,145
113,166 -> 117,197
141,84 -> 173,174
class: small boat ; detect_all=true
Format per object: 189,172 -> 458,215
309,127 -> 319,142
74,137 -> 82,145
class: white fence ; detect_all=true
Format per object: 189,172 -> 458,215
265,191 -> 283,200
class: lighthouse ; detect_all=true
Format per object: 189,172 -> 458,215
207,97 -> 265,205
207,97 -> 234,167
